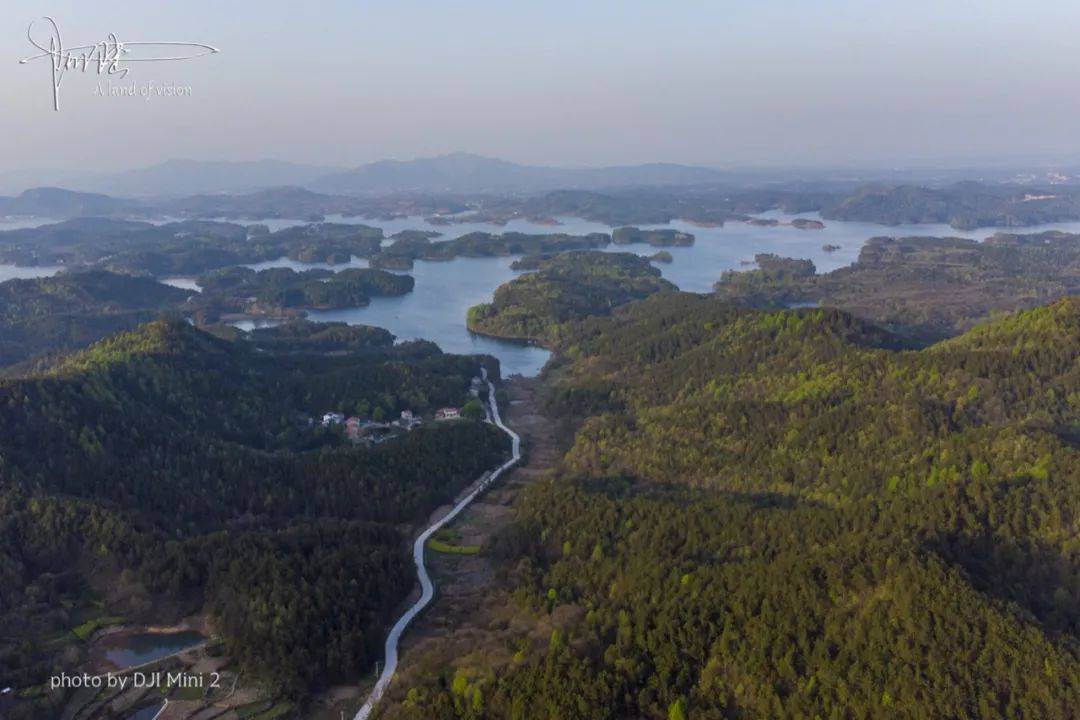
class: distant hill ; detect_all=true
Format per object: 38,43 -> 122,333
0,187 -> 141,218
162,185 -> 348,217
95,159 -> 342,197
0,270 -> 189,369
307,152 -> 729,195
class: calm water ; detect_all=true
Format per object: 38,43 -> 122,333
160,277 -> 202,292
220,211 -> 1080,376
307,255 -> 552,376
9,211 -> 1080,377
0,218 -> 65,281
103,630 -> 204,669
213,214 -> 615,236
0,264 -> 63,282
0,217 -> 60,230
243,254 -> 371,272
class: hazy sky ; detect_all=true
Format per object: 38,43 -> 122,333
5,0 -> 1080,172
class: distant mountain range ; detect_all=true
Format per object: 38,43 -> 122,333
307,152 -> 730,195
6,153 -> 1080,200
1,154 -> 734,199
0,160 -> 338,198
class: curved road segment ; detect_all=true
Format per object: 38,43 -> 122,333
354,367 -> 521,719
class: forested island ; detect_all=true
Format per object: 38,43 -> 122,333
611,226 -> 695,246
0,217 -> 384,274
0,215 -> 694,282
13,179 -> 1080,231
745,216 -> 827,230
466,251 -> 675,343
715,231 -> 1080,342
190,266 -> 415,323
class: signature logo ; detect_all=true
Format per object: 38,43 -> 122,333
18,17 -> 218,111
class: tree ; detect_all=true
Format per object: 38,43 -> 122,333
461,398 -> 485,421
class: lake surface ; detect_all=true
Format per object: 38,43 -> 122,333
0,217 -> 60,230
160,277 -> 202,292
216,211 -> 1080,376
102,630 -> 204,669
212,214 -> 615,236
307,255 -> 552,376
9,210 -> 1080,377
0,264 -> 63,282
243,254 -> 371,272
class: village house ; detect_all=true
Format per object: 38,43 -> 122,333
435,407 -> 460,421
396,409 -> 422,430
345,417 -> 363,442
321,412 -> 345,427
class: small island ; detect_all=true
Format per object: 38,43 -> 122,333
714,232 -> 1080,343
191,266 -> 414,323
467,251 -> 675,344
745,217 -> 826,230
612,226 -> 695,246
649,250 -> 674,263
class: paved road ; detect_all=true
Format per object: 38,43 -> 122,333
354,367 -> 520,720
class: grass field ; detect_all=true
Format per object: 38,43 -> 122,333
71,615 -> 125,642
427,538 -> 481,555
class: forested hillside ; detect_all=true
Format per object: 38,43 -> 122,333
0,218 -> 384,273
466,251 -> 675,343
0,320 -> 510,711
715,232 -> 1080,343
191,265 -> 415,322
382,295 -> 1080,719
0,270 -> 189,369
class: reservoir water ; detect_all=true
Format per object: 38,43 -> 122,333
9,211 -> 1080,377
307,255 -> 552,376
225,211 -> 1080,376
102,630 -> 204,670
0,264 -> 63,282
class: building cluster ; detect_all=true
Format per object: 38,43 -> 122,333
319,405 -> 463,445
314,374 -> 484,445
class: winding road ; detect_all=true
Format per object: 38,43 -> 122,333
354,367 -> 521,720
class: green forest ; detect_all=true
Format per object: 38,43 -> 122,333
467,252 -> 675,343
716,233 -> 1080,343
0,320 -> 510,714
0,217 -> 385,273
381,294 -> 1080,719
0,270 -> 191,369
192,265 -> 415,322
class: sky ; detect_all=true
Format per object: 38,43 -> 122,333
4,0 -> 1080,172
